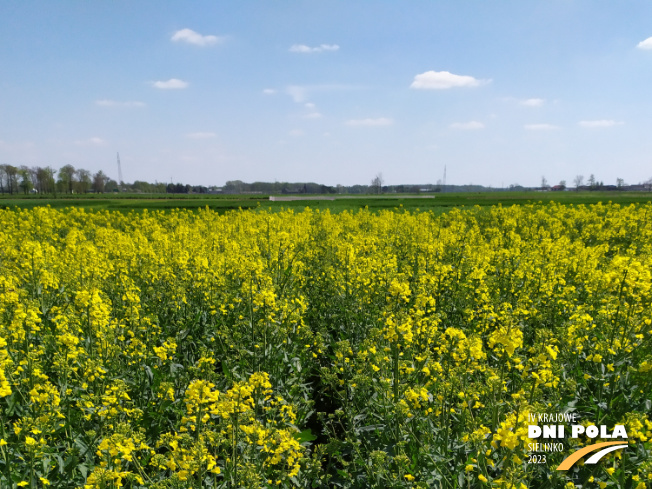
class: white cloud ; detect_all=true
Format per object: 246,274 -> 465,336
345,117 -> 393,126
153,79 -> 189,89
524,123 -> 560,130
289,44 -> 339,53
171,28 -> 223,46
285,84 -> 357,103
578,120 -> 623,128
262,88 -> 276,95
95,99 -> 145,108
410,70 -> 490,90
287,86 -> 308,102
304,112 -> 322,119
305,103 -> 316,109
520,98 -> 545,107
186,132 -> 217,139
75,137 -> 106,145
636,37 -> 652,49
450,121 -> 484,130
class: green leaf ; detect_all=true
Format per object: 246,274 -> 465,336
293,429 -> 318,443
77,464 -> 88,480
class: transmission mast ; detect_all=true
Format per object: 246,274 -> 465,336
443,165 -> 447,192
117,152 -> 124,190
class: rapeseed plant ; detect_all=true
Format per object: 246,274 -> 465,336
0,203 -> 650,487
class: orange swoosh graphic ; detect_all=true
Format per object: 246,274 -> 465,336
557,441 -> 627,471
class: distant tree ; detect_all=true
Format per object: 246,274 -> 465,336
616,177 -> 625,189
44,167 -> 57,196
18,167 -> 33,194
35,166 -> 50,194
0,164 -> 8,194
559,180 -> 566,188
131,180 -> 155,193
588,174 -> 596,189
371,173 -> 384,194
76,169 -> 92,194
574,175 -> 584,190
20,166 -> 39,192
644,177 -> 652,191
105,178 -> 119,192
166,183 -> 189,194
541,176 -> 548,189
1,165 -> 19,194
58,164 -> 76,194
224,180 -> 245,193
92,170 -> 110,193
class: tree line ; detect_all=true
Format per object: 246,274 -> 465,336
0,164 -> 118,195
0,164 -> 188,195
4,162 -> 651,197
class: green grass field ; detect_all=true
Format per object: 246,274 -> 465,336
1,190 -> 651,213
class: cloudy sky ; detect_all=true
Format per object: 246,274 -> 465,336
1,1 -> 652,187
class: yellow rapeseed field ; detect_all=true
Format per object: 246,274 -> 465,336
0,203 -> 650,488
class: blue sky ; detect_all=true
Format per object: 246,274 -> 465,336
1,1 -> 651,187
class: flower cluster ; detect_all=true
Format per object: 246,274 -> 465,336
0,203 -> 650,488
